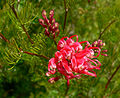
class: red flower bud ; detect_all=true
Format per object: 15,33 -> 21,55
48,76 -> 60,83
42,10 -> 47,19
38,19 -> 47,28
44,28 -> 50,36
49,10 -> 54,24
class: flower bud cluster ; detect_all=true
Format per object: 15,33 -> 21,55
46,35 -> 103,86
92,40 -> 107,56
38,10 -> 59,38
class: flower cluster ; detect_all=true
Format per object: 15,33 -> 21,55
46,35 -> 106,86
38,10 -> 59,38
92,40 -> 107,56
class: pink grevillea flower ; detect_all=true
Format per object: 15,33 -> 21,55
46,35 -> 107,86
38,10 -> 60,38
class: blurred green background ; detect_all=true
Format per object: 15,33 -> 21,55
0,0 -> 120,97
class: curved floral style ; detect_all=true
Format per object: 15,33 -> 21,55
46,35 -> 107,86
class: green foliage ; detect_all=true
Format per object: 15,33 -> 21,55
0,0 -> 120,97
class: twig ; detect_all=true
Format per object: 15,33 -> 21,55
24,51 -> 50,60
19,48 -> 50,60
0,33 -> 10,43
105,64 -> 120,89
63,0 -> 68,32
98,19 -> 116,39
9,4 -> 34,44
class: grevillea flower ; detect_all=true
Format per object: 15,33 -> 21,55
38,10 -> 60,38
46,35 -> 107,86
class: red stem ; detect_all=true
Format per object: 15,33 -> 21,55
0,33 -> 10,43
19,48 -> 50,60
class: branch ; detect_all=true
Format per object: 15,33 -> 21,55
9,4 -> 34,44
99,19 -> 116,39
63,0 -> 68,32
105,64 -> 120,89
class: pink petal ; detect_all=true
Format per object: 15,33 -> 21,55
57,39 -> 66,50
62,60 -> 73,75
48,58 -> 56,71
71,56 -> 77,71
80,70 -> 97,77
66,38 -> 74,46
71,42 -> 82,52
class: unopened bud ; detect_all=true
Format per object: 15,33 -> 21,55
52,18 -> 55,24
44,28 -> 50,36
99,40 -> 102,45
49,10 -> 54,17
102,43 -> 105,46
55,22 -> 59,28
49,79 -> 55,83
46,72 -> 51,76
48,76 -> 60,83
38,19 -> 47,28
101,53 -> 108,56
42,10 -> 47,18
102,50 -> 107,52
94,41 -> 98,45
